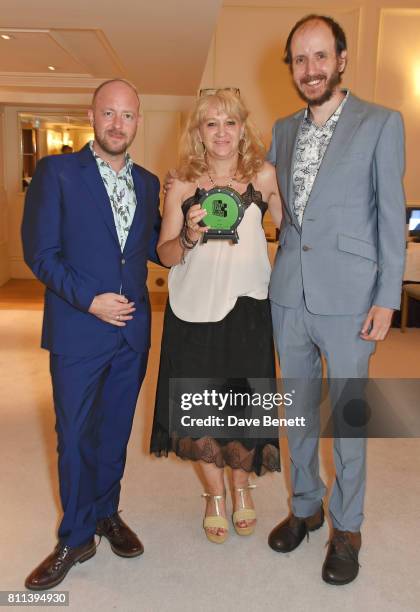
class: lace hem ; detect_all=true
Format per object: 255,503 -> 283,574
151,433 -> 280,476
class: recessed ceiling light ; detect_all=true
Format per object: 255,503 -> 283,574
48,65 -> 56,71
1,34 -> 13,40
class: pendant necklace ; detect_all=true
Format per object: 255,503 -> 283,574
207,170 -> 237,189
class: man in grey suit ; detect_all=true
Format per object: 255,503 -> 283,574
267,15 -> 406,585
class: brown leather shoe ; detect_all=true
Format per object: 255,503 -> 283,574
25,539 -> 96,591
322,529 -> 361,585
268,503 -> 324,553
96,512 -> 144,558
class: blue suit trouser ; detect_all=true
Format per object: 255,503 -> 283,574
271,299 -> 375,532
50,335 -> 148,547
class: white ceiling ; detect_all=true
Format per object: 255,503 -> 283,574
0,0 -> 222,95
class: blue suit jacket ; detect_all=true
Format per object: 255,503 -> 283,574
21,143 -> 161,356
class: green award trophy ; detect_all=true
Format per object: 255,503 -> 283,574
198,187 -> 245,243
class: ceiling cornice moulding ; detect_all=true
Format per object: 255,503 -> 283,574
0,73 -> 104,89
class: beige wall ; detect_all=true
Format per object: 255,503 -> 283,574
201,0 -> 420,204
0,107 -> 8,285
375,8 -> 420,203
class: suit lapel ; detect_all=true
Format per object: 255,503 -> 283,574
123,164 -> 145,255
285,113 -> 303,231
78,144 -> 120,247
305,94 -> 365,205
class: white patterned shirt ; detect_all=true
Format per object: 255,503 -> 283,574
90,141 -> 137,251
292,91 -> 349,225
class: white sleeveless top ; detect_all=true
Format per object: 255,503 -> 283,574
169,184 -> 271,323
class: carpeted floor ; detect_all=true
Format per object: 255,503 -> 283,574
0,307 -> 419,612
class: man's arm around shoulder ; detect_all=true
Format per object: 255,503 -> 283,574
141,168 -> 162,266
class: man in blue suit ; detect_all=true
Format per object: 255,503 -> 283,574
22,79 -> 161,590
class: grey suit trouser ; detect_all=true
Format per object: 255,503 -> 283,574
271,299 -> 375,532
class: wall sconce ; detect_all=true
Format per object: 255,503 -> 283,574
62,131 -> 73,148
46,130 -> 63,151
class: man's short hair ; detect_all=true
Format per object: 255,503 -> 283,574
92,79 -> 140,107
284,14 -> 347,65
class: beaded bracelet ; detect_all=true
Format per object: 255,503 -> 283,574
179,225 -> 198,250
179,225 -> 198,263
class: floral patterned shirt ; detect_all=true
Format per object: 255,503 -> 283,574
292,91 -> 349,225
90,141 -> 137,251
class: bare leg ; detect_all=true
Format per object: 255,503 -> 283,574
199,461 -> 227,537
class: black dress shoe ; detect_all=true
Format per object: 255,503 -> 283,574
96,512 -> 144,558
322,529 -> 361,585
268,503 -> 324,553
25,539 -> 96,591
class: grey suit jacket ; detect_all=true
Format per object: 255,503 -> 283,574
268,93 -> 406,315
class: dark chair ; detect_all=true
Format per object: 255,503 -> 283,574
400,284 -> 420,332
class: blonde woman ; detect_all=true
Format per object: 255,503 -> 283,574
150,90 -> 282,543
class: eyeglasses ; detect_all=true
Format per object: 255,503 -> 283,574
199,87 -> 240,97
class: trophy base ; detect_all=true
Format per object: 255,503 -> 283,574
202,230 -> 239,244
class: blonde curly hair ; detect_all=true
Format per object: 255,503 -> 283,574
177,90 -> 266,182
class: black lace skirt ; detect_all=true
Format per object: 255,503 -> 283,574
150,297 -> 280,475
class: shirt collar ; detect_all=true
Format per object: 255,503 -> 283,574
89,140 -> 133,175
303,89 -> 349,127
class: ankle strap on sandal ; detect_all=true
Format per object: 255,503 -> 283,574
202,493 -> 224,516
234,484 -> 256,508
